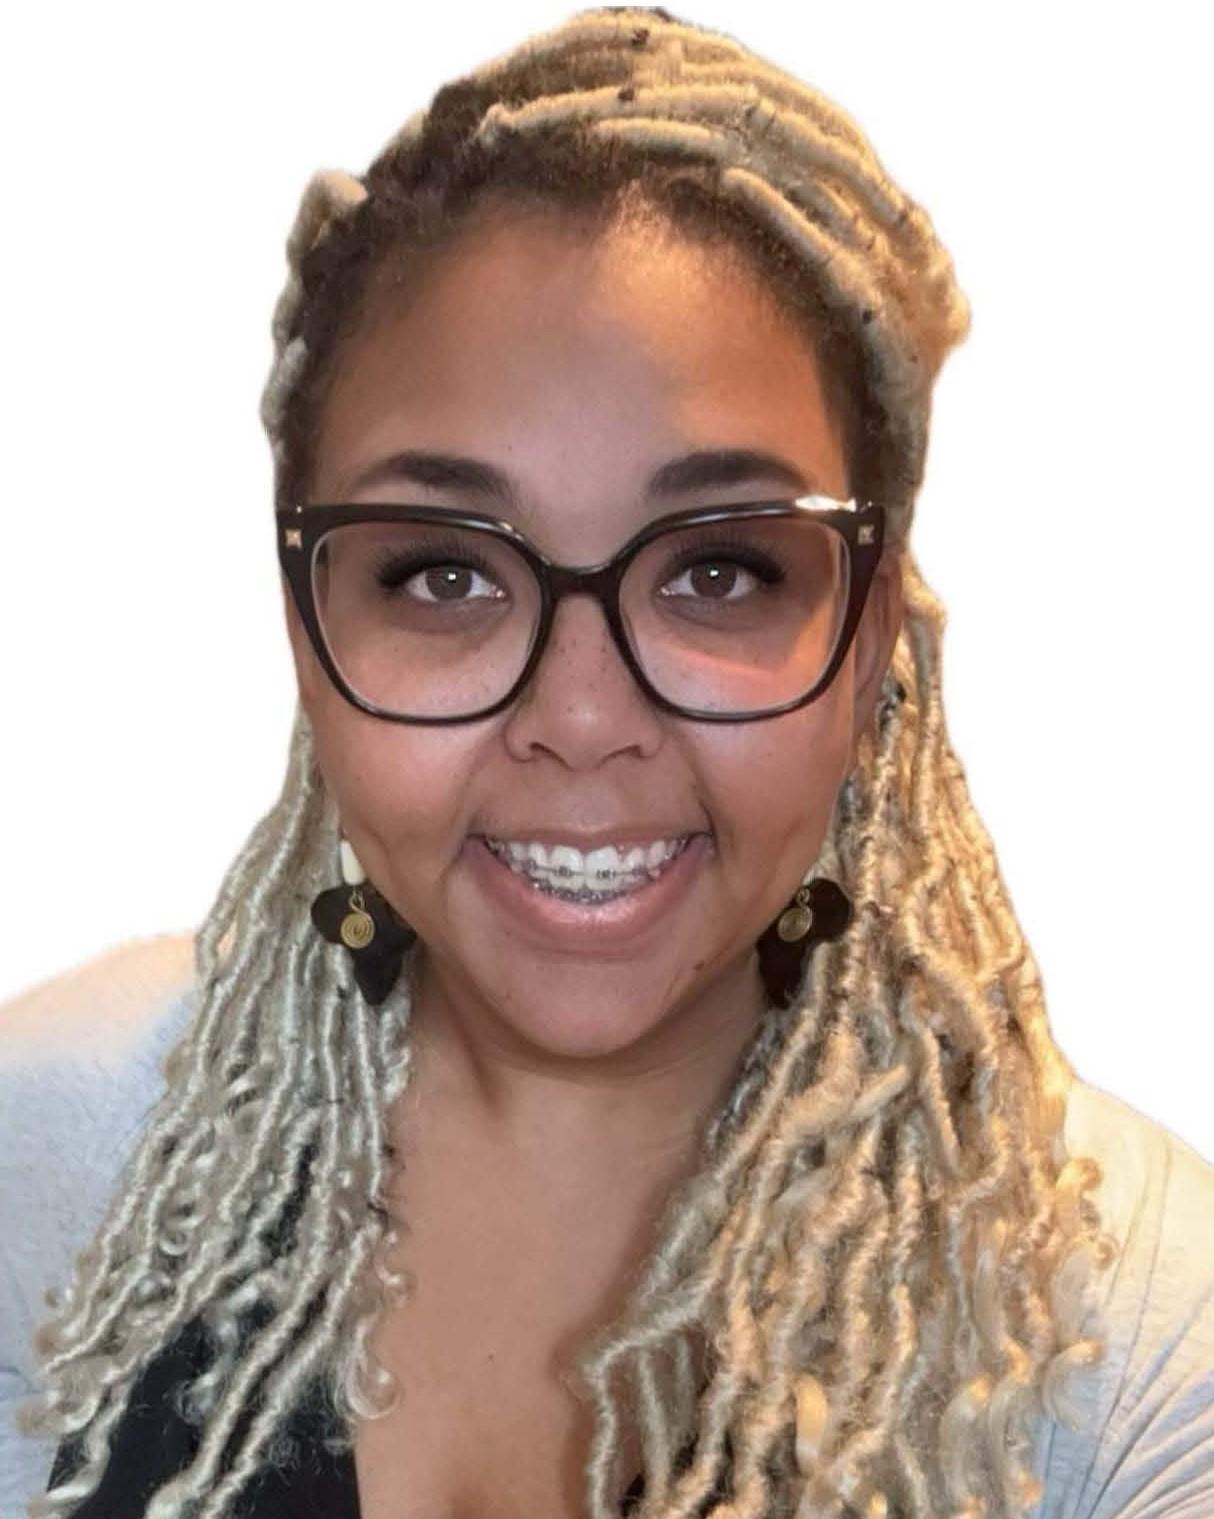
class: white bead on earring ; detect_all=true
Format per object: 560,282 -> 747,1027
339,837 -> 367,885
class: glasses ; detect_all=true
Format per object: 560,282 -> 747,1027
276,495 -> 886,724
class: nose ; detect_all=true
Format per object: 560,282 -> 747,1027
501,590 -> 665,767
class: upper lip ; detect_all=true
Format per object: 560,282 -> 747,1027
476,825 -> 707,850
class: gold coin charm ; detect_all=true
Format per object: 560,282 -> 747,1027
776,886 -> 815,942
340,888 -> 376,950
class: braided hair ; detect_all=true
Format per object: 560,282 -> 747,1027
20,10 -> 1118,1518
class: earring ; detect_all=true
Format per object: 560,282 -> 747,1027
755,869 -> 853,1009
310,837 -> 417,1005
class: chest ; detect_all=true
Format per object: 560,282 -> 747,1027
350,1125 -> 663,1519
351,1324 -> 611,1519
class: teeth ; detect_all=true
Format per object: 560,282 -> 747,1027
549,845 -> 582,875
485,834 -> 693,894
585,845 -> 622,876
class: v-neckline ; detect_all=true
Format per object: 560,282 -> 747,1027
280,1383 -> 718,1518
45,1315 -> 718,1517
290,1387 -> 671,1518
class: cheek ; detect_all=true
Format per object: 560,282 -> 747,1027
308,702 -> 486,869
704,684 -> 854,857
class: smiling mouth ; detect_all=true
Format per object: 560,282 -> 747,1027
481,835 -> 698,901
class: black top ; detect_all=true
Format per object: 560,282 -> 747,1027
46,1315 -> 728,1517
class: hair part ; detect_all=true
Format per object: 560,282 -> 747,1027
21,9 -> 1117,1519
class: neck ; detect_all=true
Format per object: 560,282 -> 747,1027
398,947 -> 769,1169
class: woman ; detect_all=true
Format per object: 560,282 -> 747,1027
6,7 -> 1213,1518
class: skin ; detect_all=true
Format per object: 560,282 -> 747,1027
285,208 -> 904,1175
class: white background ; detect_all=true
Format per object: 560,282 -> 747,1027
2,4 -> 1210,1158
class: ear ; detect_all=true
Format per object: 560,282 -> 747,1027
848,551 -> 904,767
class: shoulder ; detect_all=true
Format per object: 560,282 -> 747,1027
0,933 -> 197,1070
0,934 -> 198,1507
1032,1076 -> 1214,1519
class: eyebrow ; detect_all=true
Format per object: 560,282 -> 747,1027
340,447 -> 821,506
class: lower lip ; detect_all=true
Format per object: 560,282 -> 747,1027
465,833 -> 713,951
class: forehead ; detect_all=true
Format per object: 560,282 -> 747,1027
309,212 -> 848,531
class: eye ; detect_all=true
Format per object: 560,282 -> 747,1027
374,552 -> 507,605
657,540 -> 786,604
661,559 -> 759,601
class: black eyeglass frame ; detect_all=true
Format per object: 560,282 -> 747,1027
276,494 -> 886,725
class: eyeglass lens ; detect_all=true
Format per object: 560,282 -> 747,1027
309,516 -> 850,719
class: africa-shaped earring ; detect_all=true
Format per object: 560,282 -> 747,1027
755,868 -> 854,1009
310,837 -> 417,1006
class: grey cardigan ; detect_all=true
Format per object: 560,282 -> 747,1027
3,935 -> 1213,1518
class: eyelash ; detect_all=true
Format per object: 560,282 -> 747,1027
371,535 -> 497,594
658,532 -> 788,588
367,528 -> 790,597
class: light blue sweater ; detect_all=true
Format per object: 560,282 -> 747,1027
2,935 -> 1213,1518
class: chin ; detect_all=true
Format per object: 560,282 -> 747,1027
485,963 -> 688,1060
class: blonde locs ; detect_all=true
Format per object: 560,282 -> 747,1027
19,9 -> 1119,1519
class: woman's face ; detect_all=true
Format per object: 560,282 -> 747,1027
286,210 -> 902,1068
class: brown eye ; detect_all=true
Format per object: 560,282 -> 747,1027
375,555 -> 505,604
658,544 -> 783,605
413,565 -> 492,602
689,565 -> 744,598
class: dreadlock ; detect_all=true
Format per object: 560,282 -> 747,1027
19,10 -> 1118,1518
